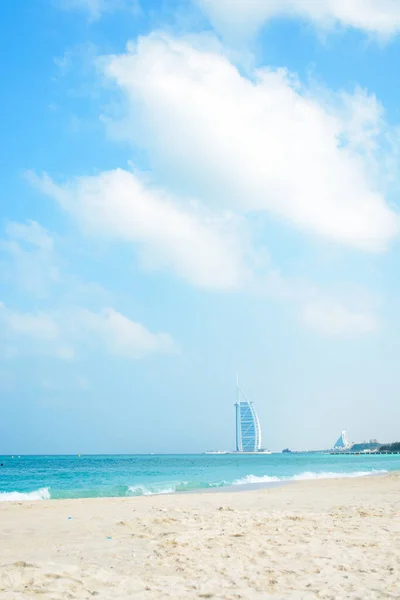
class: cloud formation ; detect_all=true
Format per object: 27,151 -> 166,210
102,34 -> 398,252
258,269 -> 381,338
195,0 -> 400,39
1,221 -> 60,297
0,303 -> 176,360
29,169 -> 249,290
24,177 -> 380,338
25,32 -> 391,338
6,220 -> 54,251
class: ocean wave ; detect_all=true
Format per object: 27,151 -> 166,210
128,484 -> 176,496
233,469 -> 388,485
128,480 -> 228,496
0,469 -> 388,501
0,487 -> 51,502
126,469 -> 388,496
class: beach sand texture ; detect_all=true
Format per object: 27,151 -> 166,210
1,474 -> 399,599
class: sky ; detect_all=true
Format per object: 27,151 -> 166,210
1,0 -> 400,454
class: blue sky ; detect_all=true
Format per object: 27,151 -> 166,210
1,0 -> 400,454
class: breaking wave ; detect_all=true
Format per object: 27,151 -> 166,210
128,485 -> 175,496
127,470 -> 387,496
0,471 -> 388,501
128,480 -> 227,496
0,487 -> 51,502
233,469 -> 388,485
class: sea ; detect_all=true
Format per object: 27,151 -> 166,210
0,453 -> 399,501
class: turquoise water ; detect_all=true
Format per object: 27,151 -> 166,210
0,453 -> 399,501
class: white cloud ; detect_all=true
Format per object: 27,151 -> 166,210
1,221 -> 60,296
77,307 -> 177,358
6,310 -> 60,342
256,269 -> 380,337
0,220 -> 178,357
338,88 -> 383,155
28,168 -> 249,291
58,0 -> 140,20
0,305 -> 73,360
101,34 -> 398,253
301,299 -> 379,337
6,220 -> 54,251
1,220 -> 114,308
22,35 -> 389,339
27,172 -> 379,337
0,304 -> 176,360
195,0 -> 400,39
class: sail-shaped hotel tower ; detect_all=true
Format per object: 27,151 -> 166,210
235,379 -> 262,452
333,430 -> 350,450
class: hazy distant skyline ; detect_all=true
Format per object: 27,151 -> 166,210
1,0 -> 400,454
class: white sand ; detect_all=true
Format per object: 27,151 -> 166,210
1,474 -> 400,599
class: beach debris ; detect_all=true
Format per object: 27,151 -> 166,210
68,516 -> 72,520
106,536 -> 112,540
13,561 -> 37,569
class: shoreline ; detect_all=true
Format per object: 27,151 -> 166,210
1,470 -> 398,508
0,467 -> 394,503
0,474 -> 399,599
182,467 -> 393,496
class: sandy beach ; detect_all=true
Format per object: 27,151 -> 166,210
1,474 -> 399,599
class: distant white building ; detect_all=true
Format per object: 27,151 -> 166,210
235,378 -> 262,452
333,430 -> 351,449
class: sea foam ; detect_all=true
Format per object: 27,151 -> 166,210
0,487 -> 51,502
233,469 -> 388,485
0,470 -> 389,501
128,484 -> 176,496
127,480 -> 227,496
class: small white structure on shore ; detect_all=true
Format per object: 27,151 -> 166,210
333,431 -> 351,450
